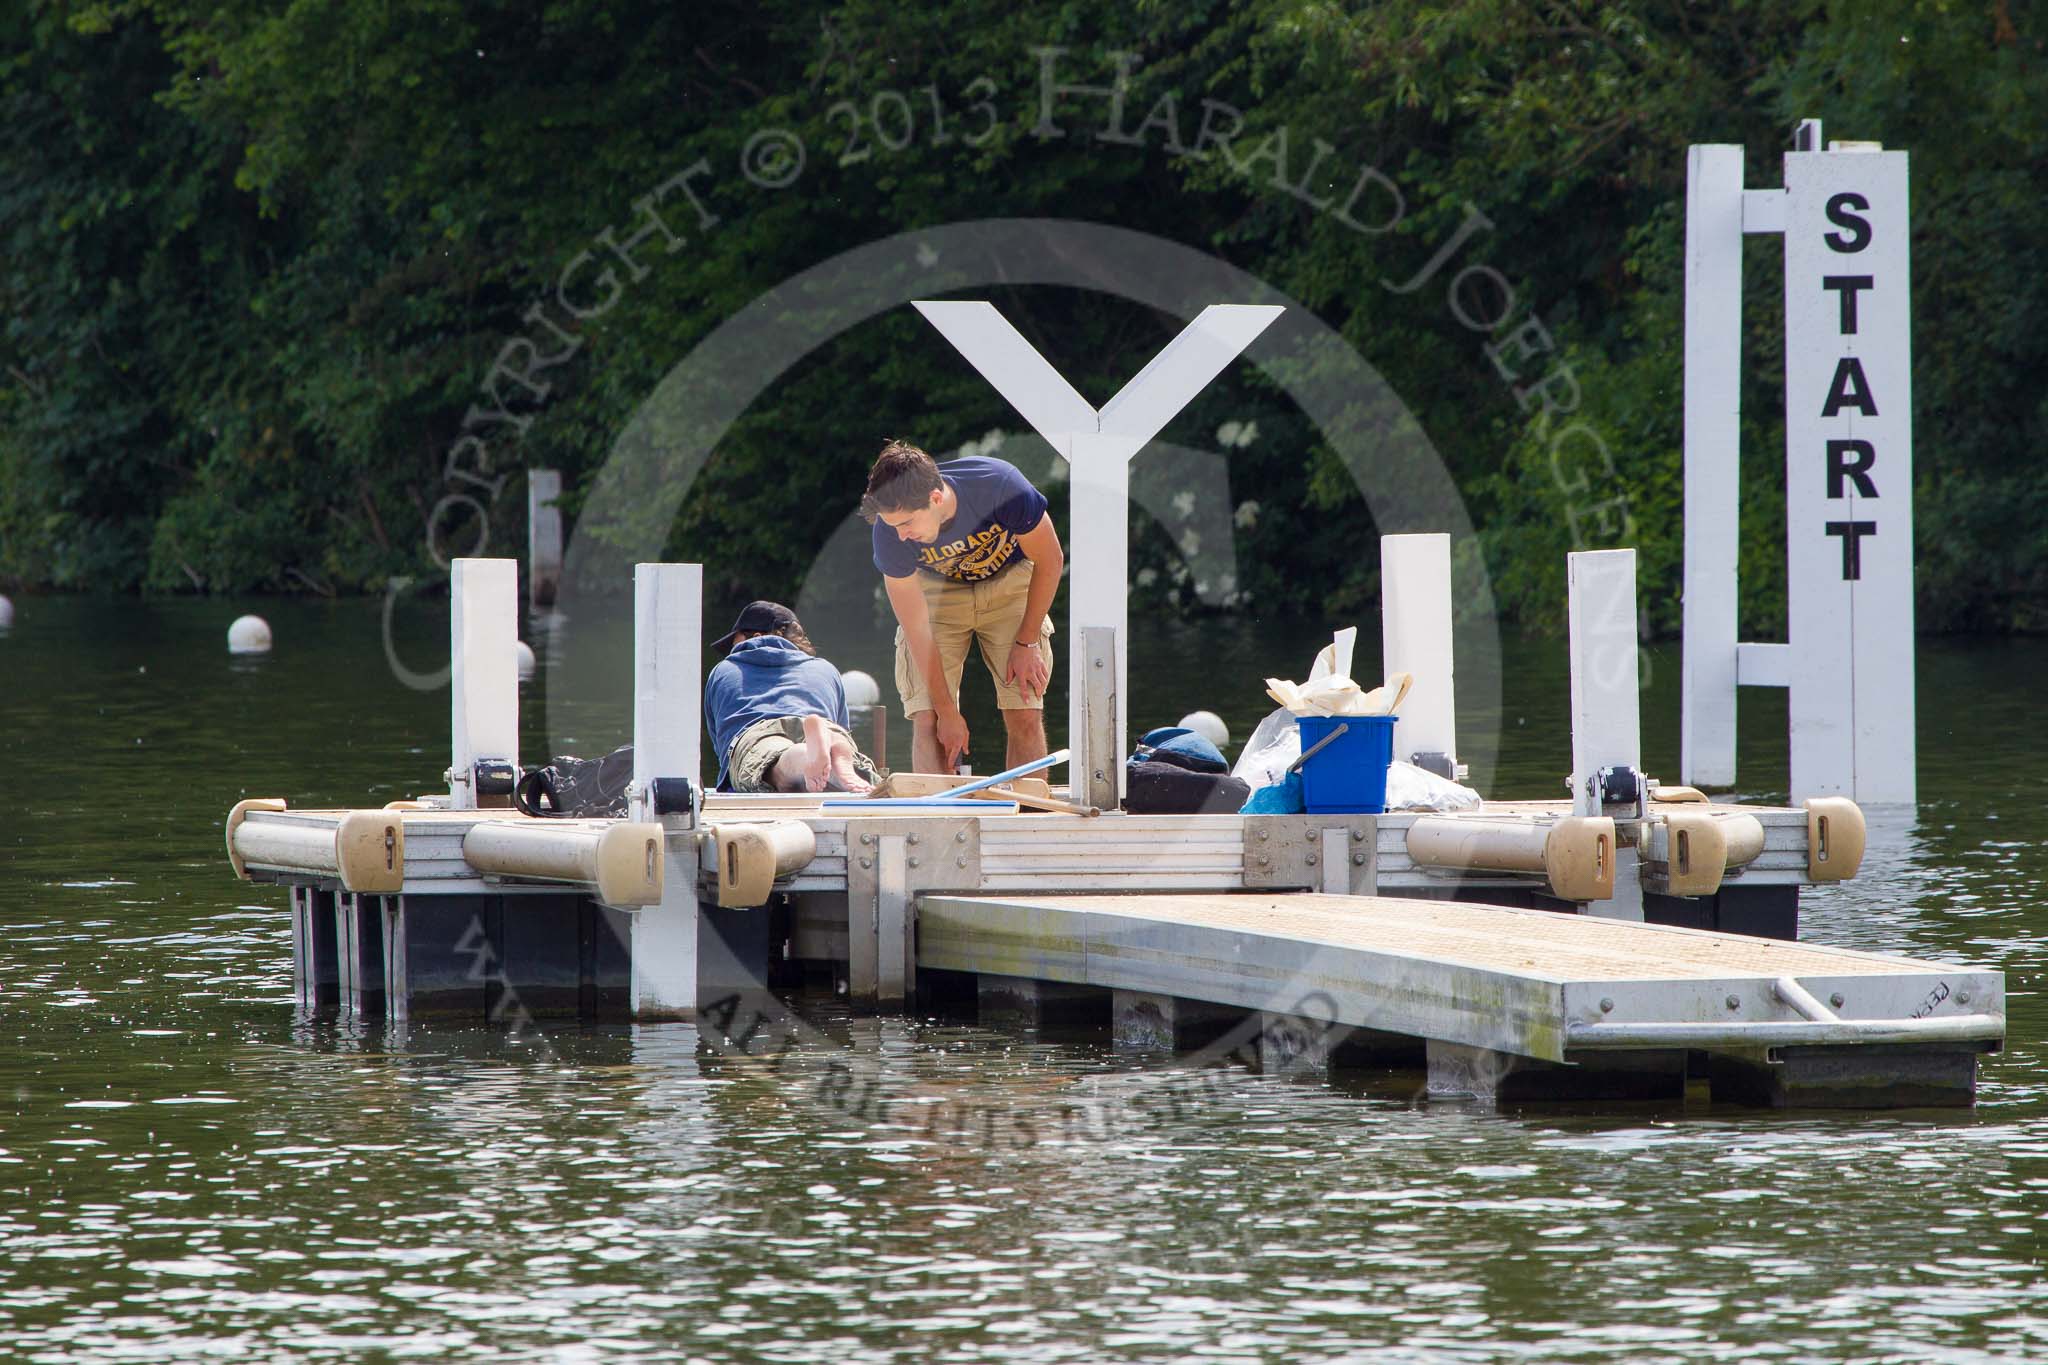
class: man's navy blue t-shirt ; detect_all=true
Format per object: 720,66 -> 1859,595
871,456 -> 1049,583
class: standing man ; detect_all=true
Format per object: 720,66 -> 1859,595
862,439 -> 1064,772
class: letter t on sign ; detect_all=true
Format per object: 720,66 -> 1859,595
911,300 -> 1282,805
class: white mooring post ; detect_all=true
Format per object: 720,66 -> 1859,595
1380,532 -> 1459,776
1682,121 -> 1915,805
448,558 -> 520,810
630,562 -> 702,1019
528,469 -> 564,610
913,300 -> 1282,805
1568,549 -> 1644,921
1681,144 -> 1745,790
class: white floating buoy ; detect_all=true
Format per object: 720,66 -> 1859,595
842,669 -> 881,708
515,639 -> 537,679
1178,710 -> 1230,750
0,594 -> 13,629
227,614 -> 272,655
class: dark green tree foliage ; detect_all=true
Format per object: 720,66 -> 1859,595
1,0 -> 2043,632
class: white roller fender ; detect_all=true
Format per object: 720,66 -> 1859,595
1658,809 -> 1730,897
709,820 -> 818,908
1718,811 -> 1767,868
1407,817 -> 1550,874
1804,797 -> 1867,881
463,819 -> 665,907
231,818 -> 338,879
1544,816 -> 1616,903
225,798 -> 287,880
1405,814 -> 1616,903
229,806 -> 404,893
335,811 -> 406,893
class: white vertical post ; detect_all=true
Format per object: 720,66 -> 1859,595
631,563 -> 702,822
1380,532 -> 1457,770
1068,436 -> 1128,800
630,562 -> 702,1018
912,301 -> 1281,801
1681,144 -> 1746,789
1782,148 -> 1915,805
448,558 -> 519,810
1568,550 -> 1642,814
528,470 -> 563,610
1568,549 -> 1643,921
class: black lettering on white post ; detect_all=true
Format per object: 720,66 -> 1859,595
1827,439 -> 1878,500
1821,356 -> 1879,417
1826,520 -> 1877,581
1823,192 -> 1872,252
1779,147 -> 1916,801
1821,275 -> 1874,333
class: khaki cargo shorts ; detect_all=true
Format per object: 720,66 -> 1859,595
894,566 -> 1056,714
728,716 -> 881,793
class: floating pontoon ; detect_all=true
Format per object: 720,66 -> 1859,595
227,544 -> 1998,1108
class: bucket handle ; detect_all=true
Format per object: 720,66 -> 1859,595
1288,722 -> 1351,774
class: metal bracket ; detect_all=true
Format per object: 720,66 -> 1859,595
844,817 -> 984,1010
1080,626 -> 1119,812
844,817 -> 984,893
1242,814 -> 1376,893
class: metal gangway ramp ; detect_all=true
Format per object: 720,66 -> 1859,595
917,893 -> 2004,1107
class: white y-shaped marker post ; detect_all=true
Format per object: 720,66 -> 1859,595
912,301 -> 1283,801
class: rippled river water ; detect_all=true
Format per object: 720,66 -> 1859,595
4,598 -> 2045,1362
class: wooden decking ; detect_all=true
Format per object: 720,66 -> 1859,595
917,892 -> 2003,1064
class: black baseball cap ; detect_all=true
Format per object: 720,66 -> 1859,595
713,600 -> 799,651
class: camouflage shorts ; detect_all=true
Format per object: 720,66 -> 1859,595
728,715 -> 882,793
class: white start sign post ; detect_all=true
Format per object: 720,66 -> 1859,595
1682,120 -> 1915,806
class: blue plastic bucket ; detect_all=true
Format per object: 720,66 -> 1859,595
1295,714 -> 1396,814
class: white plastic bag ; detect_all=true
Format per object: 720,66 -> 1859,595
1231,706 -> 1302,791
1382,759 -> 1483,812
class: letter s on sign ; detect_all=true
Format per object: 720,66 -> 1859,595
1824,193 -> 1872,253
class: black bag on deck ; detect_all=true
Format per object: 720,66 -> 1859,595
515,745 -> 635,818
1122,759 -> 1251,815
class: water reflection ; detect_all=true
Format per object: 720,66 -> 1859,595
3,599 -> 2047,1361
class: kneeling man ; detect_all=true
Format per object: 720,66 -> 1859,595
705,601 -> 879,793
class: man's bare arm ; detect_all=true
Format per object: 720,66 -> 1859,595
1004,514 -> 1064,703
885,573 -> 969,765
1013,513 -> 1063,639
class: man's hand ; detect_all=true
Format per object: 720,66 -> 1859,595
1005,640 -> 1050,704
935,709 -> 970,768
